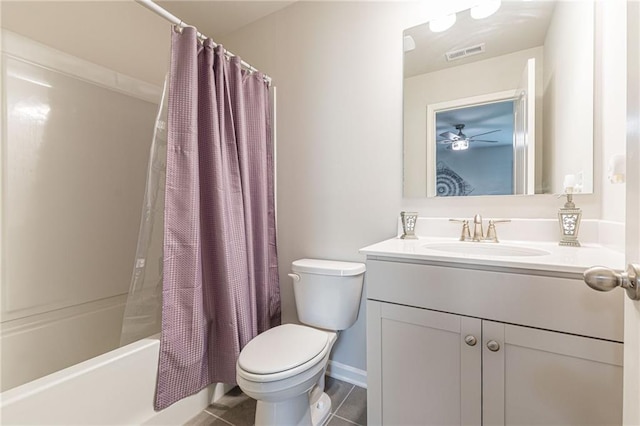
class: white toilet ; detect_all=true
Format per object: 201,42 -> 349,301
236,258 -> 366,426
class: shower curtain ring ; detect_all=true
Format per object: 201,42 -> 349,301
173,24 -> 183,34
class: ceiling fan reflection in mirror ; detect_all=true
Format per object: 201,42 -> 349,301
438,124 -> 501,151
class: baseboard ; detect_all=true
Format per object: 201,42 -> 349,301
326,360 -> 367,389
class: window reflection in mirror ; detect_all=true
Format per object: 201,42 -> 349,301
403,1 -> 594,198
435,100 -> 515,197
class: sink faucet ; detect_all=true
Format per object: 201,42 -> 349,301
450,214 -> 511,242
472,214 -> 484,242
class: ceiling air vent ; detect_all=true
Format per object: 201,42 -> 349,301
445,43 -> 486,62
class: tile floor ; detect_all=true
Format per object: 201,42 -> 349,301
184,376 -> 367,426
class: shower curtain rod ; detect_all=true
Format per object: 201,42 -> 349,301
135,0 -> 272,85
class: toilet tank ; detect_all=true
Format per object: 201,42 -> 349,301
290,259 -> 366,331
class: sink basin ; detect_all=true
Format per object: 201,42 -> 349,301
422,242 -> 551,257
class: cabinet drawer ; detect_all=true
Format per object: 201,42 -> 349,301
366,259 -> 623,341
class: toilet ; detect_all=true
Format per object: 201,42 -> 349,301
236,258 -> 366,426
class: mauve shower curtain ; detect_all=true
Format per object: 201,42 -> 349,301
155,27 -> 280,410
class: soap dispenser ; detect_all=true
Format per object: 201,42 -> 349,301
558,191 -> 582,247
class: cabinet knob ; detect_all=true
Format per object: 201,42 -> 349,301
487,340 -> 500,352
464,335 -> 477,346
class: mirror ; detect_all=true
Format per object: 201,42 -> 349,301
403,1 -> 594,197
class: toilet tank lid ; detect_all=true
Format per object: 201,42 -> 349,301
291,259 -> 366,276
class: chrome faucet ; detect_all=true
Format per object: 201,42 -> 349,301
450,214 -> 511,243
472,214 -> 484,242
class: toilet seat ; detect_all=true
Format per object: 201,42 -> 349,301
237,324 -> 334,383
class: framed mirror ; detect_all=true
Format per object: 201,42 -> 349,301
403,1 -> 595,197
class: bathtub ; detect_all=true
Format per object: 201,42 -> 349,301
0,336 -> 230,425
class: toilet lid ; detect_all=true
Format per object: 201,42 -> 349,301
238,324 -> 329,375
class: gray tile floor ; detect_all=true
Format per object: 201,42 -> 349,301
184,376 -> 367,426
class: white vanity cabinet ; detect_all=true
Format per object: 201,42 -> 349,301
482,320 -> 622,425
365,258 -> 624,426
368,301 -> 481,425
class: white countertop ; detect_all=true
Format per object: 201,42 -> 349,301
360,236 -> 625,276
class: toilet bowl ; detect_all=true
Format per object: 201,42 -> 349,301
237,324 -> 337,425
236,259 -> 366,426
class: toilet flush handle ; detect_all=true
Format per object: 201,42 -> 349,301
288,273 -> 301,283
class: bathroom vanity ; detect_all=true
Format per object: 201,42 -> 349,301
361,224 -> 624,425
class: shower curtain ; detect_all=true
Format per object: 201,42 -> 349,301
154,26 -> 280,410
120,77 -> 168,348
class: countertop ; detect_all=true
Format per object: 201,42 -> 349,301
360,236 -> 625,276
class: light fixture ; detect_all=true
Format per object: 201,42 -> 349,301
451,139 -> 469,151
470,0 -> 501,20
429,13 -> 456,33
403,35 -> 416,52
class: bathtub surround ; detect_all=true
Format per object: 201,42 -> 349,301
0,30 -> 160,391
156,27 -> 279,410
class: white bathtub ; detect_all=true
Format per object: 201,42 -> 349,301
0,336 -> 229,425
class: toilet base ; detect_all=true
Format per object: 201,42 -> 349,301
253,391 -> 332,426
255,392 -> 311,426
310,392 -> 331,426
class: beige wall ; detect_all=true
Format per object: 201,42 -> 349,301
222,1 -> 625,371
222,1 -> 412,371
599,1 -> 627,223
542,1 -> 595,194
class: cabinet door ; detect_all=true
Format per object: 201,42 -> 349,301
482,321 -> 624,426
367,301 -> 481,425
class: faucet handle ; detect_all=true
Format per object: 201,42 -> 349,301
490,219 -> 511,224
449,218 -> 471,241
485,219 -> 511,242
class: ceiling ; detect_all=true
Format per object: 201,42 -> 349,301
404,1 -> 556,78
158,1 -> 296,40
